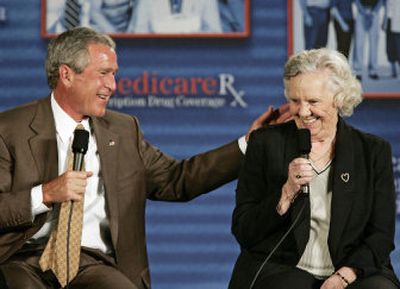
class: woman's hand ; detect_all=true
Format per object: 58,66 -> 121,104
286,157 -> 313,193
276,157 -> 312,215
320,274 -> 346,289
321,267 -> 357,289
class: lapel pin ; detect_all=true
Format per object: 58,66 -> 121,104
340,173 -> 350,183
108,140 -> 115,146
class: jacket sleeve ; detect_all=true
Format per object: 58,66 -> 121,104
131,116 -> 243,201
0,134 -> 34,232
231,129 -> 288,249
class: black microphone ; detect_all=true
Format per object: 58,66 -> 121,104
297,128 -> 311,194
72,127 -> 89,171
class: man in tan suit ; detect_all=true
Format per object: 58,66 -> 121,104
0,27 -> 288,288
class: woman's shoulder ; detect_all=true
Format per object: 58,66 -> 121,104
249,121 -> 297,145
340,120 -> 391,151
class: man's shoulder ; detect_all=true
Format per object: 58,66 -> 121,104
103,109 -> 137,122
0,97 -> 48,125
339,118 -> 390,149
101,109 -> 140,130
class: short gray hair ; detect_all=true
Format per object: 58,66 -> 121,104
283,48 -> 362,117
45,27 -> 116,89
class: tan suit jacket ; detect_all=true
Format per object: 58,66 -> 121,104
0,96 -> 242,289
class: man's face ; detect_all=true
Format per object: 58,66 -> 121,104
64,43 -> 118,121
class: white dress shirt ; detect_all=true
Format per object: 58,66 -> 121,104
29,94 -> 112,254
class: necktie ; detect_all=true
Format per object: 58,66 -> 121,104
220,2 -> 242,32
39,124 -> 86,288
64,0 -> 81,30
170,0 -> 183,14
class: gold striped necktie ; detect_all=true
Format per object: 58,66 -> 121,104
39,124 -> 88,287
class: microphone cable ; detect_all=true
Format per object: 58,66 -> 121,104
0,268 -> 8,289
248,194 -> 308,289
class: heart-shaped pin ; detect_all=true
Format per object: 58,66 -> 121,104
341,173 -> 350,183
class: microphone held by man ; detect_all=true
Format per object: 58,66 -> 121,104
72,126 -> 89,172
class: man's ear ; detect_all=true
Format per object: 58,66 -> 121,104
59,64 -> 74,87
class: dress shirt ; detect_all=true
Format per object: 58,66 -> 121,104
29,94 -> 112,254
238,135 -> 247,153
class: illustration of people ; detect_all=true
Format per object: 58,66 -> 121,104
133,0 -> 222,33
331,0 -> 354,58
299,0 -> 332,49
47,0 -> 91,33
383,0 -> 400,78
218,0 -> 244,32
352,0 -> 384,80
89,0 -> 138,33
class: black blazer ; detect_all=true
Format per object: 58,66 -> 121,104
229,118 -> 399,288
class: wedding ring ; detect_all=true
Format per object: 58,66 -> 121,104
296,174 -> 301,179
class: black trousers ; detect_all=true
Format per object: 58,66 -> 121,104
386,19 -> 400,63
252,263 -> 400,289
334,19 -> 354,59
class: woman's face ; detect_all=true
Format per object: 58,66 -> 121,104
287,70 -> 339,141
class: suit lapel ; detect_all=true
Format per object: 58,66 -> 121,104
25,97 -> 58,230
328,118 -> 356,257
29,97 -> 58,183
91,116 -> 120,248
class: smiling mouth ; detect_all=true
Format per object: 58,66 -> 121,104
300,116 -> 319,126
97,94 -> 109,101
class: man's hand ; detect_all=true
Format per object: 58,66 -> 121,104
42,171 -> 93,206
246,103 -> 292,141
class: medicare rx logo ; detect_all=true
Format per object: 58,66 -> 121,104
110,71 -> 248,109
219,73 -> 247,108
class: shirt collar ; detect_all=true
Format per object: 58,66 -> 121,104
51,93 -> 90,145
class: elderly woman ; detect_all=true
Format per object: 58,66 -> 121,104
228,48 -> 400,289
